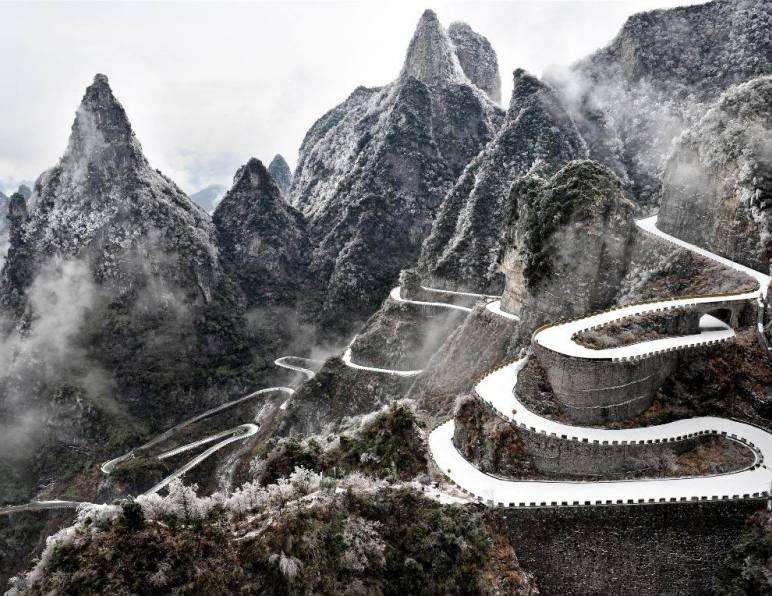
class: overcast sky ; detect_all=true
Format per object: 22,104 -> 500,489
0,0 -> 706,194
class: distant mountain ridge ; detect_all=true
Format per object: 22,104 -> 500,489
189,184 -> 226,212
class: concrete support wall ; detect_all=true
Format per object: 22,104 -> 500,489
518,424 -> 700,477
533,343 -> 677,424
501,500 -> 763,596
460,393 -> 761,478
533,297 -> 756,424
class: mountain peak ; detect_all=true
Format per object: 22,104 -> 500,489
447,20 -> 502,102
232,158 -> 276,194
400,9 -> 466,87
268,154 -> 292,194
63,73 -> 146,174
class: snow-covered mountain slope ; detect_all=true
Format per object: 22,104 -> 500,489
213,157 -> 309,309
289,10 -> 503,331
549,0 -> 772,210
418,69 -> 587,292
657,75 -> 772,274
0,75 -> 264,480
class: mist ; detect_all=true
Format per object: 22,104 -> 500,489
0,258 -> 113,457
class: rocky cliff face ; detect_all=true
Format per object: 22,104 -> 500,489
213,157 -> 309,309
447,21 -> 501,103
0,192 -> 9,261
0,75 -> 265,504
267,154 -> 292,195
289,10 -> 503,332
657,76 -> 772,273
550,0 -> 772,210
16,185 -> 31,201
418,69 -> 587,292
0,186 -> 29,266
499,160 -> 636,336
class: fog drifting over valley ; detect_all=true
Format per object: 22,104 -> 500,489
1,0 -> 707,195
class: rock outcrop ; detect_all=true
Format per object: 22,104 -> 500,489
418,69 -> 587,292
290,10 -> 503,332
550,0 -> 772,210
267,154 -> 292,195
657,76 -> 772,273
447,21 -> 502,103
499,160 -> 636,337
16,185 -> 31,201
0,192 -> 9,255
213,157 -> 309,309
0,187 -> 30,265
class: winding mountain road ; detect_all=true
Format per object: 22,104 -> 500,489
144,423 -> 259,495
342,286 -> 517,376
429,216 -> 772,507
100,385 -> 294,474
274,356 -> 319,379
2,360 -> 312,515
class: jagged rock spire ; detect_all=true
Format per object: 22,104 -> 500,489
400,9 -> 466,87
418,68 -> 587,292
268,154 -> 292,194
62,73 -> 147,177
448,21 -> 502,103
230,157 -> 278,197
214,158 -> 309,308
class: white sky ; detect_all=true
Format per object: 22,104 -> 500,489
0,0 -> 707,194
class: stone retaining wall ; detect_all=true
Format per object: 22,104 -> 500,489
460,392 -> 761,478
533,296 -> 756,424
533,342 -> 678,424
500,500 -> 763,595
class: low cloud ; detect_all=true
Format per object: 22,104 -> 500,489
0,257 -> 112,457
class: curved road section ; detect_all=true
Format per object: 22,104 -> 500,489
274,356 -> 319,379
430,216 -> 772,507
342,286 -> 519,376
100,386 -> 294,474
2,362 -> 309,514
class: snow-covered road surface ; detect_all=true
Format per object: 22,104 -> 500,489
100,386 -> 293,474
533,216 -> 769,361
486,300 -> 520,321
342,337 -> 423,377
0,500 -> 84,516
389,286 -> 472,312
274,356 -> 319,379
429,216 -> 772,507
638,216 -> 770,298
430,416 -> 769,507
144,424 -> 259,495
343,286 -> 518,376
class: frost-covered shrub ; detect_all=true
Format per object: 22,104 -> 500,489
340,517 -> 386,572
251,402 -> 427,485
8,502 -> 120,595
269,552 -> 301,580
135,479 -> 218,522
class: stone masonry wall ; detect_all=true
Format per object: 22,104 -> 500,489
456,393 -> 760,478
500,500 -> 763,595
533,297 -> 757,424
